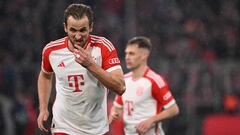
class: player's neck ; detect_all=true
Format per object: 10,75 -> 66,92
132,64 -> 148,79
68,41 -> 74,52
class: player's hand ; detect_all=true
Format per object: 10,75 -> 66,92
135,118 -> 155,135
73,44 -> 94,68
109,111 -> 120,124
37,109 -> 49,132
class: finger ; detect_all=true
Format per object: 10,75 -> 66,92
43,114 -> 48,121
38,119 -> 48,132
113,114 -> 120,119
85,44 -> 92,53
37,117 -> 43,129
77,45 -> 91,56
135,124 -> 139,129
108,117 -> 113,124
40,121 -> 49,132
111,116 -> 117,121
42,125 -> 49,132
74,52 -> 81,59
112,112 -> 120,119
40,125 -> 48,132
73,48 -> 79,53
74,44 -> 82,50
73,49 -> 82,56
74,45 -> 87,57
38,120 -> 42,130
38,114 -> 49,132
73,49 -> 85,60
135,124 -> 143,133
74,48 -> 86,57
136,128 -> 144,135
78,47 -> 87,56
136,128 -> 141,135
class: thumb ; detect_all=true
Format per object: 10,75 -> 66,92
108,117 -> 112,124
43,114 -> 48,121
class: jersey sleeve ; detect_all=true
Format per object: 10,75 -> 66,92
113,95 -> 123,108
101,38 -> 122,72
151,79 -> 176,109
41,44 -> 53,73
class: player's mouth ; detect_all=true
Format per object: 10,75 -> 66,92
75,40 -> 84,45
126,61 -> 132,66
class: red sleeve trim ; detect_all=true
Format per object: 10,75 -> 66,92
114,95 -> 123,108
144,69 -> 175,113
41,39 -> 67,73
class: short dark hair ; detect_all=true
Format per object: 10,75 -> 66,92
127,36 -> 152,51
64,3 -> 93,26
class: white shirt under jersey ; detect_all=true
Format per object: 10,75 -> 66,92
114,68 -> 176,135
41,35 -> 122,135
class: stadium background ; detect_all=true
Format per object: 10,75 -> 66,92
0,0 -> 239,135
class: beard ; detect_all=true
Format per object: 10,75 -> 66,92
69,37 -> 87,48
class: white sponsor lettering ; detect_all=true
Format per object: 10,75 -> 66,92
109,58 -> 120,64
163,91 -> 171,100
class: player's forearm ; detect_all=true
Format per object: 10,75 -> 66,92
86,63 -> 125,95
151,103 -> 179,124
38,71 -> 53,111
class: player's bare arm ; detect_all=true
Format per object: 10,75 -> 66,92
135,103 -> 179,134
151,103 -> 179,123
74,45 -> 126,95
37,70 -> 53,132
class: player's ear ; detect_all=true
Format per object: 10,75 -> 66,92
63,23 -> 67,33
89,22 -> 93,32
142,50 -> 149,60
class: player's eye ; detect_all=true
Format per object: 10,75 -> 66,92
70,28 -> 77,32
79,28 -> 87,33
129,52 -> 134,55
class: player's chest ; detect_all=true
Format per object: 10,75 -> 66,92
122,78 -> 152,103
49,48 -> 102,75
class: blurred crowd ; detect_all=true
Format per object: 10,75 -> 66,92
0,0 -> 239,135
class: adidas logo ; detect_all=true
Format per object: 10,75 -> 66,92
57,61 -> 65,68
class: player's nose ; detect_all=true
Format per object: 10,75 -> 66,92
125,54 -> 130,61
75,32 -> 82,40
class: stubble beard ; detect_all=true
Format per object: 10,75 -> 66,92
69,37 -> 86,48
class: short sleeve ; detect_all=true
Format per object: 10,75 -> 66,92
101,38 -> 121,72
151,80 -> 175,109
113,95 -> 123,108
41,45 -> 53,73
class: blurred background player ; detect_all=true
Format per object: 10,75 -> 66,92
37,3 -> 125,135
109,36 -> 179,135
